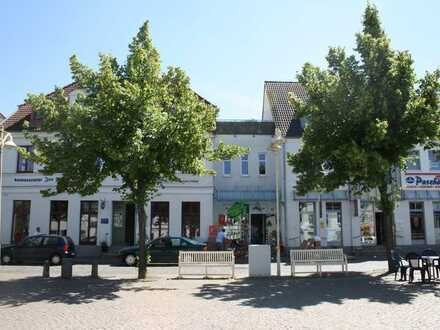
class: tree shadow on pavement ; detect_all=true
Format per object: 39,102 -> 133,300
194,273 -> 440,310
0,276 -> 162,307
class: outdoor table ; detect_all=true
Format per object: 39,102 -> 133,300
421,256 -> 439,279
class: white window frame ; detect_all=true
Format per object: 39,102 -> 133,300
429,150 -> 440,170
406,150 -> 421,170
223,159 -> 231,176
258,152 -> 267,176
241,154 -> 249,176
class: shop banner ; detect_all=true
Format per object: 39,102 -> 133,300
403,173 -> 440,189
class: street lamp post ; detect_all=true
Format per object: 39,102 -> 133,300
270,128 -> 285,277
0,123 -> 17,262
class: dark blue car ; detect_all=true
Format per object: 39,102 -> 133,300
1,234 -> 76,265
119,236 -> 206,266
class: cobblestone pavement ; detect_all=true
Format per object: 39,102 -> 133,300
0,261 -> 439,330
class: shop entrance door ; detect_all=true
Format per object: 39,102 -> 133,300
112,202 -> 135,245
375,212 -> 385,245
250,214 -> 266,244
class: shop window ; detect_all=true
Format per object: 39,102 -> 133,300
241,154 -> 249,176
11,200 -> 31,243
79,201 -> 98,245
409,201 -> 425,241
16,146 -> 34,173
181,202 -> 200,239
433,202 -> 440,244
150,202 -> 169,240
359,200 -> 376,246
326,202 -> 342,247
223,159 -> 231,176
49,201 -> 68,236
428,150 -> 440,170
299,202 -> 316,247
258,153 -> 266,175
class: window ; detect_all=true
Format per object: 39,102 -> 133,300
49,201 -> 68,236
16,146 -> 34,173
429,150 -> 440,170
241,154 -> 249,176
359,200 -> 376,246
43,236 -> 61,247
326,202 -> 342,247
170,238 -> 181,247
223,159 -> 231,176
11,200 -> 31,243
182,202 -> 200,239
299,202 -> 316,246
21,236 -> 43,248
150,237 -> 169,248
150,202 -> 169,240
410,202 -> 425,241
406,150 -> 421,170
258,153 -> 266,175
433,202 -> 440,244
80,201 -> 98,245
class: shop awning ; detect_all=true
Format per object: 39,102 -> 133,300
293,190 -> 348,201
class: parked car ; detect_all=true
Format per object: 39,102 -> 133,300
1,234 -> 76,265
119,236 -> 206,266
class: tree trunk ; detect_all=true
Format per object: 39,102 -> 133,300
379,188 -> 396,273
137,203 -> 147,279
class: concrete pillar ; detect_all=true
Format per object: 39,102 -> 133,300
424,201 -> 435,245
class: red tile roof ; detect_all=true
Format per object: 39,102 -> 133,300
4,82 -> 78,130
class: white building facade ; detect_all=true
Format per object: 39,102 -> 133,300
2,82 -> 440,252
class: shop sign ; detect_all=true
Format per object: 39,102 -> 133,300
403,173 -> 440,189
13,176 -> 56,184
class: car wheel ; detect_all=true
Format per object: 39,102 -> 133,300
124,254 -> 137,266
1,254 -> 12,265
50,253 -> 62,265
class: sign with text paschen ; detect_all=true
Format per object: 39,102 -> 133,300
403,173 -> 440,189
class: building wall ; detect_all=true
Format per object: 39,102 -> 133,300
1,133 -> 214,246
213,133 -> 276,192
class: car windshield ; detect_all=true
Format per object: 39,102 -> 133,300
181,237 -> 200,245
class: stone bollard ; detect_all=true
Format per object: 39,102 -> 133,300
91,262 -> 99,279
42,260 -> 50,278
61,258 -> 73,279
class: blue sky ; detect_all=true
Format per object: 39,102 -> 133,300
1,1 -> 439,119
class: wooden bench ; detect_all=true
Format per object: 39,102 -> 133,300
178,251 -> 235,278
290,248 -> 348,277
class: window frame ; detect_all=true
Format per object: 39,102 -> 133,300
49,201 -> 69,236
258,152 -> 267,176
223,159 -> 231,176
429,150 -> 440,170
16,146 -> 34,173
241,154 -> 249,176
79,201 -> 99,245
406,150 -> 421,170
11,200 -> 31,243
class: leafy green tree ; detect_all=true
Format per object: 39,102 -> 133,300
23,22 -> 246,279
288,4 -> 440,270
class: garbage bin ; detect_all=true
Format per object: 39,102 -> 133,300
248,244 -> 271,277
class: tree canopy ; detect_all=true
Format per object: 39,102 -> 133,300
24,21 -> 246,278
288,4 -> 440,269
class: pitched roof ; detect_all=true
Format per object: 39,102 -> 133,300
215,121 -> 275,135
263,81 -> 307,137
4,82 -> 213,131
4,82 -> 78,130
